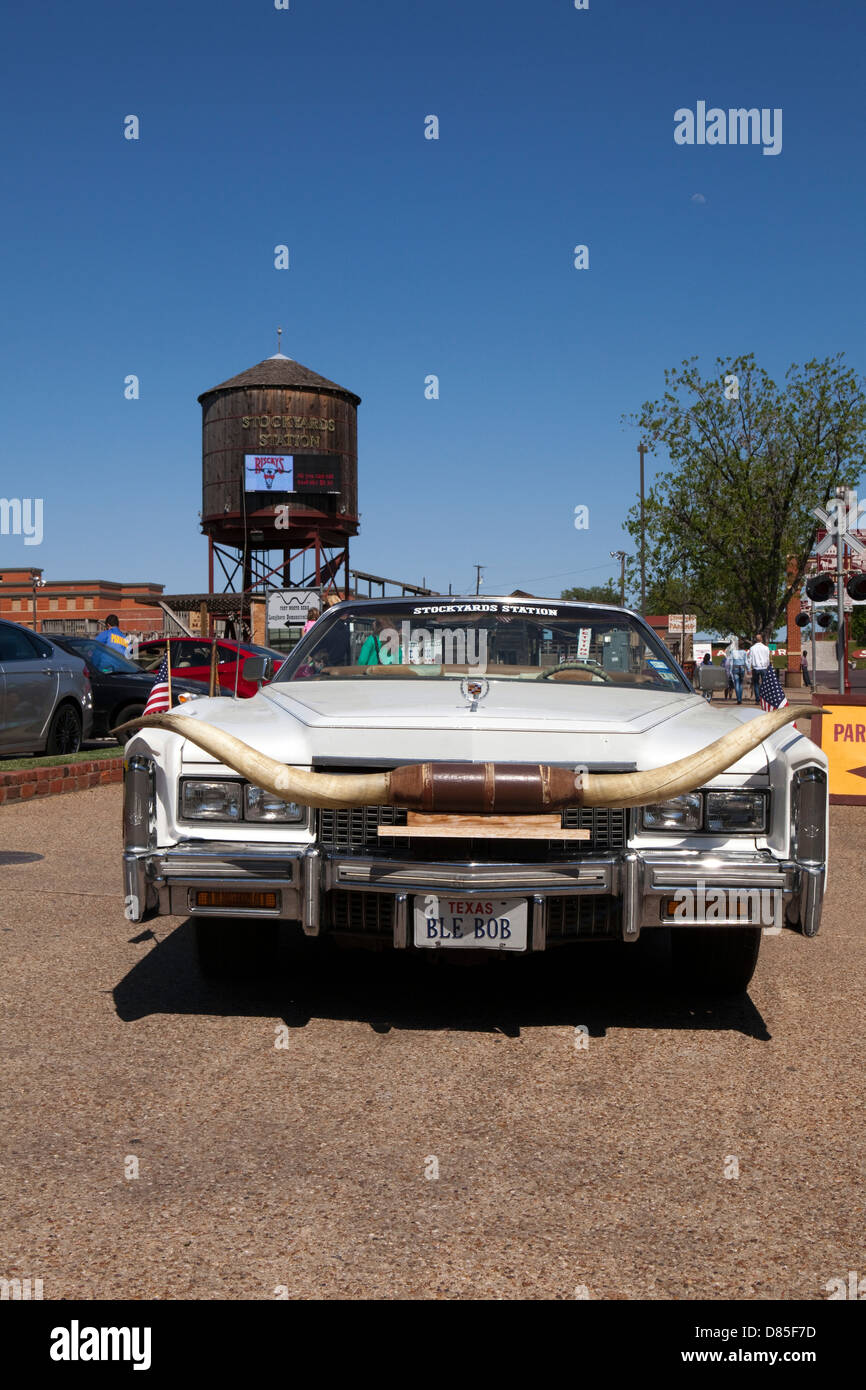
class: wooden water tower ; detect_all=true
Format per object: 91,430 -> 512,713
199,351 -> 360,603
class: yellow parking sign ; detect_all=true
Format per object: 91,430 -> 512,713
810,699 -> 866,803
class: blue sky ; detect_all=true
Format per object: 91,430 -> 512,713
1,0 -> 864,602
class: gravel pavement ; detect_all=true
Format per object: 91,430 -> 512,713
0,786 -> 863,1301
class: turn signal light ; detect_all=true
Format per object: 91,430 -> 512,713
194,890 -> 278,910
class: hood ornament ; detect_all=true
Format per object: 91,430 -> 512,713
460,676 -> 489,712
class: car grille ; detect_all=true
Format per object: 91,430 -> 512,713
546,895 -> 621,941
326,889 -> 394,938
317,804 -> 626,858
324,888 -> 619,944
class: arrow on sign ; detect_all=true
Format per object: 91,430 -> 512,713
850,765 -> 866,781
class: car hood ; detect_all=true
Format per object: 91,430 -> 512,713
167,680 -> 793,776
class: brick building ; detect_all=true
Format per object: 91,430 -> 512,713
0,568 -> 165,638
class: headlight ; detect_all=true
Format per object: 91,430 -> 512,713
641,793 -> 703,831
181,779 -> 243,821
245,785 -> 304,822
705,790 -> 767,834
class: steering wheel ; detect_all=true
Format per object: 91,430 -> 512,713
537,660 -> 613,683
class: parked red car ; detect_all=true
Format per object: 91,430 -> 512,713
133,638 -> 285,698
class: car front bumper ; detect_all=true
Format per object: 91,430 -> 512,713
122,840 -> 825,942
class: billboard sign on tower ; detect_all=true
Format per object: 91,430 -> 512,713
245,454 -> 293,490
244,454 -> 342,493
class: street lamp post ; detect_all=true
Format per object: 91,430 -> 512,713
29,570 -> 44,631
609,550 -> 627,606
637,442 -> 648,617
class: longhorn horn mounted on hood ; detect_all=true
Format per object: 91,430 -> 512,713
113,706 -> 822,812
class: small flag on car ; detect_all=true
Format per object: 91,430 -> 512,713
142,654 -> 172,716
759,666 -> 788,712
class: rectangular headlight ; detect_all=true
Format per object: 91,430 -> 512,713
641,793 -> 703,831
244,785 -> 304,822
181,779 -> 243,821
705,790 -> 767,834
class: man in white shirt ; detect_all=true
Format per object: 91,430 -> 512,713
746,633 -> 771,704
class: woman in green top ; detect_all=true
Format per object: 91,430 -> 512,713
358,616 -> 402,666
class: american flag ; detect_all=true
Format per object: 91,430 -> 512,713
142,654 -> 172,716
759,666 -> 788,712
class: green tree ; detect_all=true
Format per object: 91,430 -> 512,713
623,354 -> 866,637
851,607 -> 866,646
561,579 -> 622,604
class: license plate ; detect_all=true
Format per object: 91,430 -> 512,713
413,895 -> 528,951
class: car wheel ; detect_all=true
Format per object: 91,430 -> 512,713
45,702 -> 83,756
194,916 -> 278,980
671,926 -> 762,997
113,704 -> 145,746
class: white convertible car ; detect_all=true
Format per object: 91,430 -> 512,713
120,596 -> 827,994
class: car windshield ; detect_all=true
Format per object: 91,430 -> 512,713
273,600 -> 689,692
62,640 -> 141,674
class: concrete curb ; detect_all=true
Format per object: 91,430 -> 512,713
0,757 -> 123,805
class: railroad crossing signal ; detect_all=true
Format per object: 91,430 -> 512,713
812,491 -> 866,559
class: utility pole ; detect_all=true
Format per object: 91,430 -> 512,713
637,442 -> 648,617
681,555 -> 687,666
836,486 -> 847,696
474,564 -> 484,595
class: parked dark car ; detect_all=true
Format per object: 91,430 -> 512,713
53,637 -> 225,745
132,637 -> 284,699
0,619 -> 93,755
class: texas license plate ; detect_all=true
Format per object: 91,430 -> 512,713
413,896 -> 528,951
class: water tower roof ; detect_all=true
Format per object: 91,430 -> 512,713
198,354 -> 360,405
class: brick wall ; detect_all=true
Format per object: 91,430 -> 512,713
0,757 -> 124,805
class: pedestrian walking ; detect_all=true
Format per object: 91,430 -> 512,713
724,638 -> 747,704
747,632 -> 771,705
723,640 -> 733,700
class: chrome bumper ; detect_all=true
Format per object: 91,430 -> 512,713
123,841 -> 306,923
123,841 -> 825,943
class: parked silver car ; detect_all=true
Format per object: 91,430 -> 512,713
0,619 -> 94,755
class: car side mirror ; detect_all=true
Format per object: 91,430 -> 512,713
243,656 -> 267,686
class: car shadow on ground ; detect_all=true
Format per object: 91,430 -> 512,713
112,920 -> 771,1041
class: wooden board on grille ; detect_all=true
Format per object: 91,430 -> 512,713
377,813 -> 590,840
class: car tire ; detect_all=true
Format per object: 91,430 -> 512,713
45,702 -> 83,756
113,704 -> 145,746
194,916 -> 278,980
671,926 -> 762,997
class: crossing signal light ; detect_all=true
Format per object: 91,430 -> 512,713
816,611 -> 833,628
805,574 -> 835,603
795,611 -> 810,628
847,573 -> 866,602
